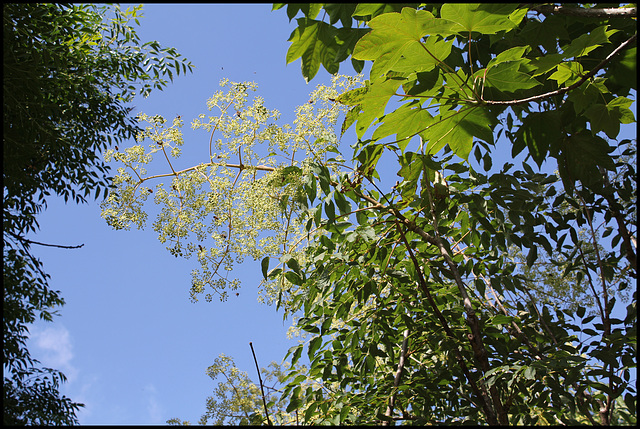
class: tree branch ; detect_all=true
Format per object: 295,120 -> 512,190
481,32 -> 637,106
393,221 -> 499,425
532,4 -> 637,18
417,179 -> 508,425
6,231 -> 84,249
382,326 -> 409,426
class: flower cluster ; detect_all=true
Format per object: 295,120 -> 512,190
101,75 -> 364,303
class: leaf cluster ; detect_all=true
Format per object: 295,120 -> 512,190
266,3 -> 637,425
125,4 -> 635,425
3,3 -> 192,424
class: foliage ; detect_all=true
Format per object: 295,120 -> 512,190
3,3 -> 192,424
102,3 -> 636,426
268,3 -> 637,425
168,354 -> 296,425
3,247 -> 81,425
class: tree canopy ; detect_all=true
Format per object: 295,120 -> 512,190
99,3 -> 635,425
3,3 -> 192,424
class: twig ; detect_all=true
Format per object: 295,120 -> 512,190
249,342 -> 272,426
481,33 -> 637,106
6,231 -> 84,249
577,193 -> 611,335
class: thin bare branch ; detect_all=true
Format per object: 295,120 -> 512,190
532,5 -> 637,18
7,231 -> 84,249
249,342 -> 272,426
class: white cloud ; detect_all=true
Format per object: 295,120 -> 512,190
144,383 -> 164,424
27,323 -> 103,423
30,324 -> 79,382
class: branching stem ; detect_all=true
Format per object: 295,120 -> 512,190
382,326 -> 409,425
481,33 -> 637,106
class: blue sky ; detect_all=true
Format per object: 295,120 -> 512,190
24,4 -> 635,425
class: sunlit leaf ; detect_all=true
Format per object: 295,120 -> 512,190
422,106 -> 494,159
372,101 -> 434,148
562,25 -> 617,59
353,8 -> 454,79
481,61 -> 541,94
440,3 -> 520,34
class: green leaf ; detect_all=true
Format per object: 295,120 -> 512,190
567,79 -> 607,114
285,271 -> 303,286
586,97 -> 635,139
379,36 -> 453,77
608,96 -> 635,124
562,25 -> 617,59
524,366 -> 536,380
372,101 -> 433,148
526,245 -> 537,268
339,405 -> 350,424
564,131 -> 616,172
514,110 -> 562,167
261,256 -> 269,280
286,257 -> 301,275
475,278 -> 486,297
549,62 -> 584,86
308,336 -> 322,357
311,162 -> 332,195
529,53 -> 564,77
398,152 -> 425,183
353,8 -> 453,79
557,131 -> 615,192
421,106 -> 494,160
486,46 -> 529,69
324,4 -> 356,27
492,314 -> 511,325
356,143 -> 384,179
324,200 -> 336,222
352,4 -> 386,18
336,87 -> 368,106
440,3 -> 520,35
341,105 -> 361,137
286,19 -> 339,82
482,61 -> 541,94
285,4 -> 322,21
355,79 -> 404,139
290,344 -> 303,366
607,46 -> 636,91
305,174 -> 317,203
286,395 -> 302,413
334,190 -> 350,215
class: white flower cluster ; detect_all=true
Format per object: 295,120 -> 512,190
101,75 -> 364,303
